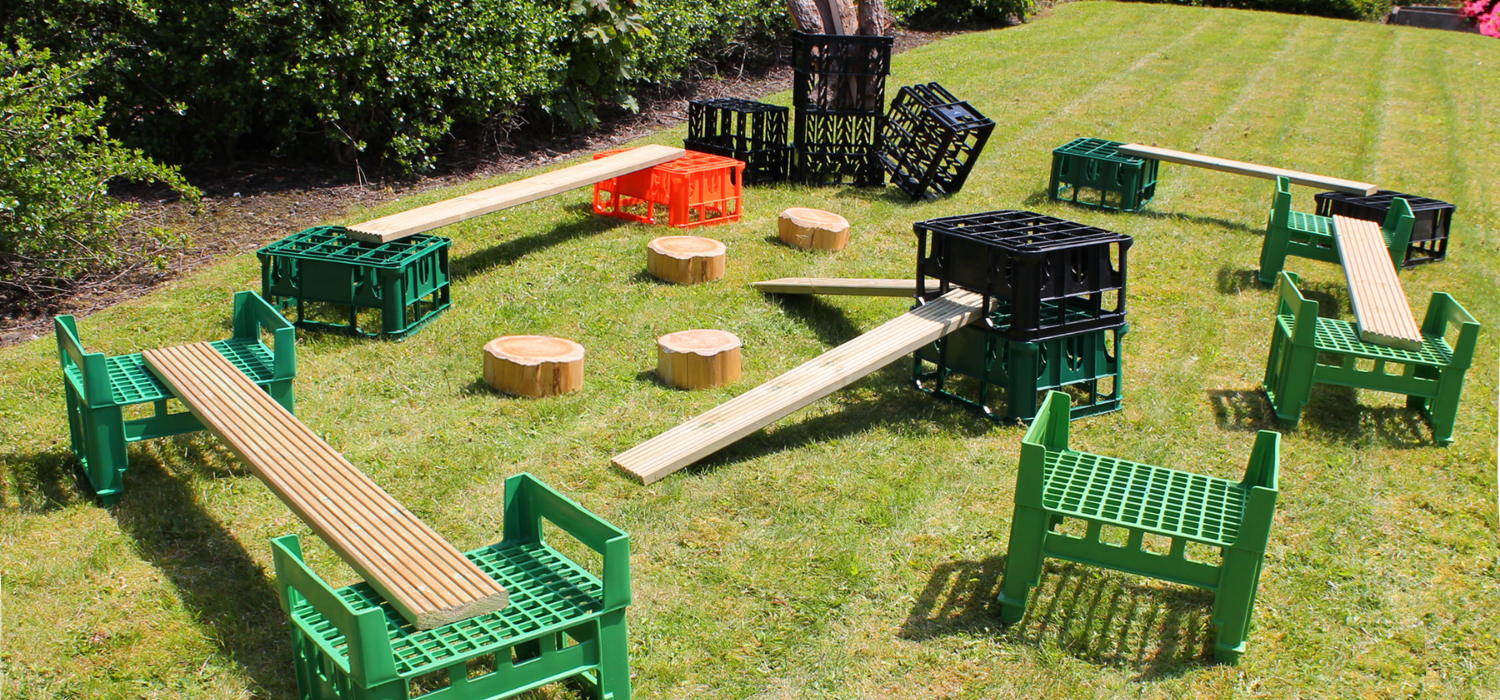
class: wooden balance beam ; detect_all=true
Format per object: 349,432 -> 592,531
1332,215 -> 1423,350
144,342 -> 509,629
612,288 -> 987,484
346,145 -> 686,244
1115,144 -> 1377,196
752,277 -> 941,297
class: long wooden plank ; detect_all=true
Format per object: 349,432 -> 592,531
144,343 -> 509,629
752,277 -> 941,297
1116,144 -> 1378,196
1332,215 -> 1424,350
346,145 -> 686,243
612,289 -> 987,484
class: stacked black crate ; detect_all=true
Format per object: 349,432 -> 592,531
791,31 -> 894,187
910,211 -> 1132,422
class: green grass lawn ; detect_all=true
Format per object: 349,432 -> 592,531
3,3 -> 1498,698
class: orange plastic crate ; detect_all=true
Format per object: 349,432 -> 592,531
593,149 -> 745,229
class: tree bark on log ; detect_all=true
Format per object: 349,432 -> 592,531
778,208 -> 851,251
858,0 -> 893,36
483,336 -> 585,398
788,0 -> 825,33
646,236 -> 727,285
657,330 -> 743,390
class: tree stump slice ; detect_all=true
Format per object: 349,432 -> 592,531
482,335 -> 585,398
646,236 -> 727,284
778,208 -> 851,251
656,330 -> 742,390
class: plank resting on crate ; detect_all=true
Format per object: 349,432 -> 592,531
1332,215 -> 1424,350
752,277 -> 940,297
142,342 -> 509,629
347,145 -> 685,243
612,288 -> 987,484
1115,144 -> 1377,196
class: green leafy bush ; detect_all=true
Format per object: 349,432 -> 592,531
890,0 -> 1038,26
1123,0 -> 1391,21
0,41 -> 198,304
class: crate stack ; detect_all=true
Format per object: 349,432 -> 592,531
910,210 -> 1132,422
1313,189 -> 1456,268
685,98 -> 790,185
880,82 -> 996,200
791,31 -> 894,187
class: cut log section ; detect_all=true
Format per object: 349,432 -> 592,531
647,236 -> 727,284
144,342 -> 509,630
778,208 -> 851,251
1115,144 -> 1378,196
657,330 -> 743,390
346,145 -> 685,244
612,289 -> 987,484
753,277 -> 939,297
483,336 -> 586,397
1332,215 -> 1424,350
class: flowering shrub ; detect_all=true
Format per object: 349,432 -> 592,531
1462,0 -> 1500,36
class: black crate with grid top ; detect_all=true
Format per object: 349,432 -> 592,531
880,82 -> 995,200
685,98 -> 790,184
1313,189 -> 1455,267
914,210 -> 1131,342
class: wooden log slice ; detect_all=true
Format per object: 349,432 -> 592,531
483,335 -> 585,398
657,330 -> 743,390
778,208 -> 851,251
646,236 -> 727,284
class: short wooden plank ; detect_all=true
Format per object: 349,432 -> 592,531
752,277 -> 941,297
346,145 -> 686,243
612,289 -> 987,484
1332,215 -> 1423,350
144,343 -> 509,629
1116,144 -> 1378,196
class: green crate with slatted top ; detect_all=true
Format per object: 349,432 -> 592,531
271,472 -> 632,700
1047,138 -> 1159,212
998,391 -> 1280,664
54,291 -> 296,505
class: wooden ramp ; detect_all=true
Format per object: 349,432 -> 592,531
1115,144 -> 1378,196
144,342 -> 509,629
752,277 -> 940,297
1332,215 -> 1423,350
347,145 -> 685,243
612,289 -> 987,484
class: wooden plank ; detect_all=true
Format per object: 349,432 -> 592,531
144,343 -> 509,629
612,289 -> 987,484
1116,144 -> 1378,196
1332,215 -> 1424,350
752,277 -> 940,297
346,145 -> 686,243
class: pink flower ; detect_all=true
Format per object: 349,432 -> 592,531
1481,10 -> 1500,37
1461,0 -> 1491,19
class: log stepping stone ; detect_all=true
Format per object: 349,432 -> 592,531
778,207 -> 850,251
647,236 -> 726,284
483,335 -> 585,397
657,329 -> 742,390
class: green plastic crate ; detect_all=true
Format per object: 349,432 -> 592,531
1047,137 -> 1158,212
911,301 -> 1124,422
258,226 -> 452,339
272,473 -> 631,700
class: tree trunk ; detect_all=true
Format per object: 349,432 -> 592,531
788,0 -> 825,32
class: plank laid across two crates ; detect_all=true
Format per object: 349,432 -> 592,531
1332,214 -> 1424,350
1114,143 -> 1378,196
346,144 -> 686,244
143,342 -> 508,630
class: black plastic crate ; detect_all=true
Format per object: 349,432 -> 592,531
880,82 -> 995,200
1313,190 -> 1455,267
793,111 -> 884,187
914,210 -> 1130,342
791,31 -> 894,112
685,98 -> 790,184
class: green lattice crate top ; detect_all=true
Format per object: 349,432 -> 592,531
1053,138 -> 1146,166
1278,314 -> 1455,365
1286,211 -> 1333,236
257,226 -> 451,268
292,541 -> 603,679
1043,449 -> 1248,548
64,339 -> 277,406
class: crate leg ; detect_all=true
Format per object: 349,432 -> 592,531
1263,330 -> 1313,425
381,274 -> 404,336
1422,366 -> 1467,446
1211,549 -> 1262,664
1005,342 -> 1042,422
998,505 -> 1050,624
593,609 -> 631,700
78,403 -> 128,505
1257,222 -> 1292,286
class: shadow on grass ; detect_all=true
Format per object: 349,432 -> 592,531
830,184 -> 926,208
1021,190 -> 1259,236
451,213 -> 629,282
901,557 -> 1215,680
1207,388 -> 1279,433
1210,385 -> 1435,448
1215,266 -> 1263,295
110,437 -> 294,698
0,448 -> 86,513
766,294 -> 868,348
